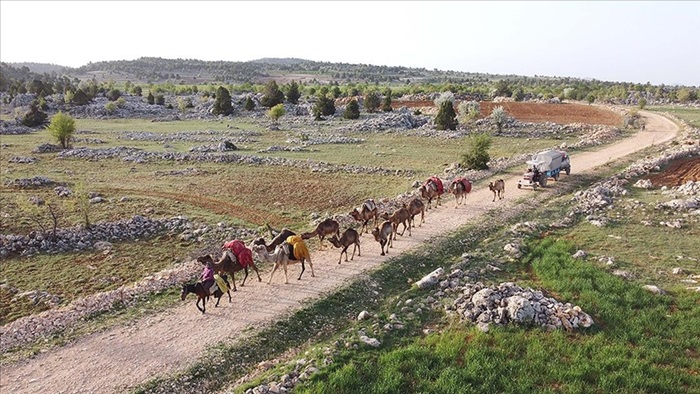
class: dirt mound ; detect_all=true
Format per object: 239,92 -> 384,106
645,156 -> 700,187
392,100 -> 621,126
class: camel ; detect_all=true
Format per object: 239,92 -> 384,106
253,226 -> 296,253
196,253 -> 261,292
372,220 -> 394,256
251,237 -> 314,284
380,205 -> 412,240
301,218 -> 340,249
406,197 -> 425,228
449,177 -> 472,207
419,177 -> 444,210
327,228 -> 361,264
488,179 -> 505,202
349,199 -> 379,234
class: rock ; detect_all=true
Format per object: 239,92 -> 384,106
505,295 -> 535,324
633,179 -> 653,189
415,267 -> 445,289
89,197 -> 104,204
672,267 -> 685,275
357,311 -> 371,321
359,335 -> 381,348
471,288 -> 494,309
642,285 -> 665,295
612,270 -> 634,280
503,243 -> 520,256
572,250 -> 587,259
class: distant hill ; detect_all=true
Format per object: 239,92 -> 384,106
7,62 -> 70,74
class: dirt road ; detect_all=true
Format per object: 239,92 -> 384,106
0,111 -> 678,394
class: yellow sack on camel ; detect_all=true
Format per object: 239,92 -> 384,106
286,235 -> 310,261
214,274 -> 228,293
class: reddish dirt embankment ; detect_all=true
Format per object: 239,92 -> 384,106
645,156 -> 700,186
392,100 -> 622,126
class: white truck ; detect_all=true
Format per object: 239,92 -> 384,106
517,150 -> 571,189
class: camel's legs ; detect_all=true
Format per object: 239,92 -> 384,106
252,264 -> 262,282
297,260 -> 305,280
268,263 -> 280,284
308,258 -> 315,277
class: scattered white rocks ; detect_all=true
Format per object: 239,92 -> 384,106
612,270 -> 634,280
633,179 -> 653,189
572,250 -> 587,259
54,186 -> 72,197
359,335 -> 381,348
357,310 -> 372,321
642,285 -> 666,295
8,156 -> 38,163
503,243 -> 521,257
672,267 -> 685,275
5,176 -> 56,189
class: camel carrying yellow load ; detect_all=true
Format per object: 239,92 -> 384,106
285,235 -> 310,261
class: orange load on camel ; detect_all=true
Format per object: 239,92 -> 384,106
285,235 -> 310,261
223,239 -> 253,268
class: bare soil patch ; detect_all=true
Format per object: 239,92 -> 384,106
645,156 -> 700,187
392,100 -> 622,126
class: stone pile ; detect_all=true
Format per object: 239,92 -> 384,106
53,147 -> 414,177
286,135 -> 366,146
0,258 -> 204,353
663,180 -> 700,196
8,156 -> 38,164
447,282 -> 594,332
571,177 -> 629,219
32,143 -> 62,153
0,120 -> 35,135
5,176 -> 56,189
0,215 -> 191,258
117,130 -> 260,143
336,111 -> 432,132
243,358 -> 322,394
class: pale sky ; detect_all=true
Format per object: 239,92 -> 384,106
1,1 -> 699,86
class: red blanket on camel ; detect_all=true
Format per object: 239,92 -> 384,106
426,176 -> 444,195
454,177 -> 472,193
223,240 -> 253,268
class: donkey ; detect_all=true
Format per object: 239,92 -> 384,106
488,179 -> 505,202
301,218 -> 340,249
349,199 -> 379,234
449,177 -> 472,207
197,253 -> 261,292
327,228 -> 361,264
181,274 -> 232,314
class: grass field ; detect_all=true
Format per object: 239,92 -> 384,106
649,106 -> 700,128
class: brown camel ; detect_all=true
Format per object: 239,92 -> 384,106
253,227 -> 296,253
372,220 -> 394,256
328,228 -> 361,264
301,218 -> 340,249
406,197 -> 425,228
419,177 -> 443,210
196,253 -> 262,292
349,199 -> 379,234
380,205 -> 412,240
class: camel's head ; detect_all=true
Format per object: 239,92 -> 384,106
327,235 -> 341,247
371,226 -> 381,241
300,232 -> 315,240
251,243 -> 267,257
196,255 -> 213,265
488,181 -> 494,191
380,211 -> 390,220
349,209 -> 361,220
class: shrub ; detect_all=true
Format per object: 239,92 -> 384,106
435,100 -> 457,130
244,96 -> 255,111
461,133 -> 491,170
286,80 -> 301,104
155,94 -> 165,106
116,97 -> 127,108
490,106 -> 508,134
344,99 -> 360,119
268,103 -> 286,124
587,94 -> 595,104
382,89 -> 393,112
638,98 -> 647,109
106,89 -> 121,101
72,89 -> 91,105
457,100 -> 480,123
21,101 -> 48,127
104,101 -> 117,114
212,86 -> 233,115
133,86 -> 142,96
364,91 -> 380,113
47,111 -> 76,149
313,94 -> 335,120
261,80 -> 285,108
146,91 -> 155,105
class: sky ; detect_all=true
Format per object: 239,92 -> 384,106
1,1 -> 699,86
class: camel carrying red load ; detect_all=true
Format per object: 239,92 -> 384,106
426,176 -> 445,195
222,240 -> 254,268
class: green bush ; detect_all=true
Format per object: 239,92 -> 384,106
364,91 -> 380,113
344,99 -> 360,119
461,133 -> 491,169
435,100 -> 457,130
268,103 -> 285,124
47,111 -> 76,149
212,86 -> 233,115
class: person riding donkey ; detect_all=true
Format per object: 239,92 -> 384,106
199,257 -> 218,295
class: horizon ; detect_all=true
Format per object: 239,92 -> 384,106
1,1 -> 699,87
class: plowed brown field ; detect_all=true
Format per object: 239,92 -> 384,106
392,100 -> 622,126
645,156 -> 700,186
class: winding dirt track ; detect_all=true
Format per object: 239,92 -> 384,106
0,111 -> 678,394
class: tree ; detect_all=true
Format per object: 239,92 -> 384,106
106,89 -> 121,101
244,96 -> 255,111
47,111 -> 76,149
457,100 -> 480,123
268,103 -> 285,125
493,80 -> 512,97
15,195 -> 65,241
72,88 -> 91,105
331,86 -> 341,99
155,94 -> 165,106
435,100 -> 457,130
490,106 -> 508,134
21,101 -> 48,127
313,94 -> 335,120
344,99 -> 360,119
382,89 -> 393,112
212,86 -> 233,115
676,88 -> 692,103
638,98 -> 647,109
586,94 -> 595,105
364,91 -> 380,113
461,133 -> 492,170
146,91 -> 155,105
286,80 -> 301,104
261,80 -> 285,108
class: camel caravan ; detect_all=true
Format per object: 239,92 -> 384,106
183,174 -> 515,312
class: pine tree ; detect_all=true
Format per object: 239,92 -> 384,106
146,91 -> 155,105
344,99 -> 360,119
261,80 -> 285,108
364,91 -> 380,113
435,100 -> 457,130
212,86 -> 233,115
382,89 -> 393,112
286,80 -> 301,104
244,96 -> 255,111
